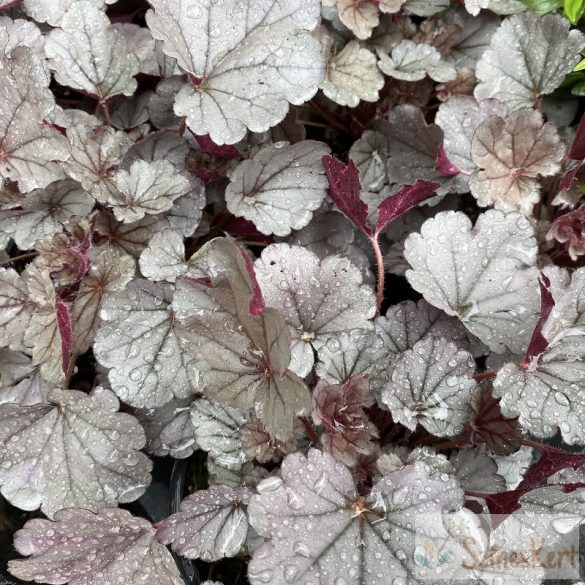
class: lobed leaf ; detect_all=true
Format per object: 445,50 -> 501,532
146,0 -> 325,144
0,387 -> 151,518
9,507 -> 182,585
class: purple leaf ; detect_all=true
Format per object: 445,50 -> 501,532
55,297 -> 72,375
375,179 -> 439,233
568,113 -> 585,160
9,508 -> 182,585
518,445 -> 585,492
312,375 -> 378,466
322,155 -> 371,236
435,143 -> 461,177
173,238 -> 311,440
521,274 -> 554,368
235,241 -> 265,316
194,134 -> 241,160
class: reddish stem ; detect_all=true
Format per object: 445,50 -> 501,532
369,234 -> 385,317
473,370 -> 497,382
300,416 -> 320,446
99,99 -> 112,126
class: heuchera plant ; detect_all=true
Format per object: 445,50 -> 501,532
2,0 -> 585,584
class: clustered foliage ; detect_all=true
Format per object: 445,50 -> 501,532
1,0 -> 585,584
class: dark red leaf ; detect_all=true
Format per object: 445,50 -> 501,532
322,155 -> 371,236
569,113 -> 585,160
517,445 -> 585,492
235,243 -> 265,316
436,144 -> 461,177
55,297 -> 73,374
216,213 -> 273,245
194,134 -> 241,160
463,382 -> 522,455
375,180 -> 439,233
521,274 -> 554,368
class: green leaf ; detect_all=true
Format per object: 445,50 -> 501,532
571,78 -> 585,95
565,0 -> 585,23
574,58 -> 585,71
520,0 -> 563,14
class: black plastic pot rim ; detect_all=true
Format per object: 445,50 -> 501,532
170,459 -> 201,585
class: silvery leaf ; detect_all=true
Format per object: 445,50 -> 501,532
0,387 -> 151,518
349,129 -> 391,192
113,23 -> 158,76
225,141 -> 330,237
493,337 -> 585,444
0,16 -> 44,55
139,229 -> 206,283
0,369 -> 51,406
63,125 -> 132,202
94,279 -> 195,408
381,106 -> 467,195
146,0 -> 325,144
450,448 -> 506,493
403,0 -> 450,16
404,210 -> 540,354
156,485 -> 251,561
22,0 -> 115,26
377,40 -> 457,82
134,398 -> 197,459
248,449 -> 463,585
9,508 -> 182,585
0,180 -> 94,250
110,93 -> 152,131
435,97 -> 508,175
0,47 -> 69,192
190,397 -> 250,470
45,1 -> 139,100
474,13 -> 585,109
0,348 -> 32,388
316,299 -> 468,401
72,248 -> 135,354
335,0 -> 380,40
124,129 -> 190,168
0,267 -> 36,351
321,40 -> 384,107
109,160 -> 192,222
255,243 -> 376,377
381,336 -> 476,436
470,108 -> 566,214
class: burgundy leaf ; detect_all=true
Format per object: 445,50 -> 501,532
481,482 -> 585,519
235,243 -> 265,316
194,134 -> 242,160
463,383 -> 522,455
375,179 -> 439,233
569,113 -> 585,160
517,446 -> 585,492
55,297 -> 73,375
435,143 -> 461,177
215,213 -> 273,246
322,155 -> 371,236
521,274 -> 554,368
